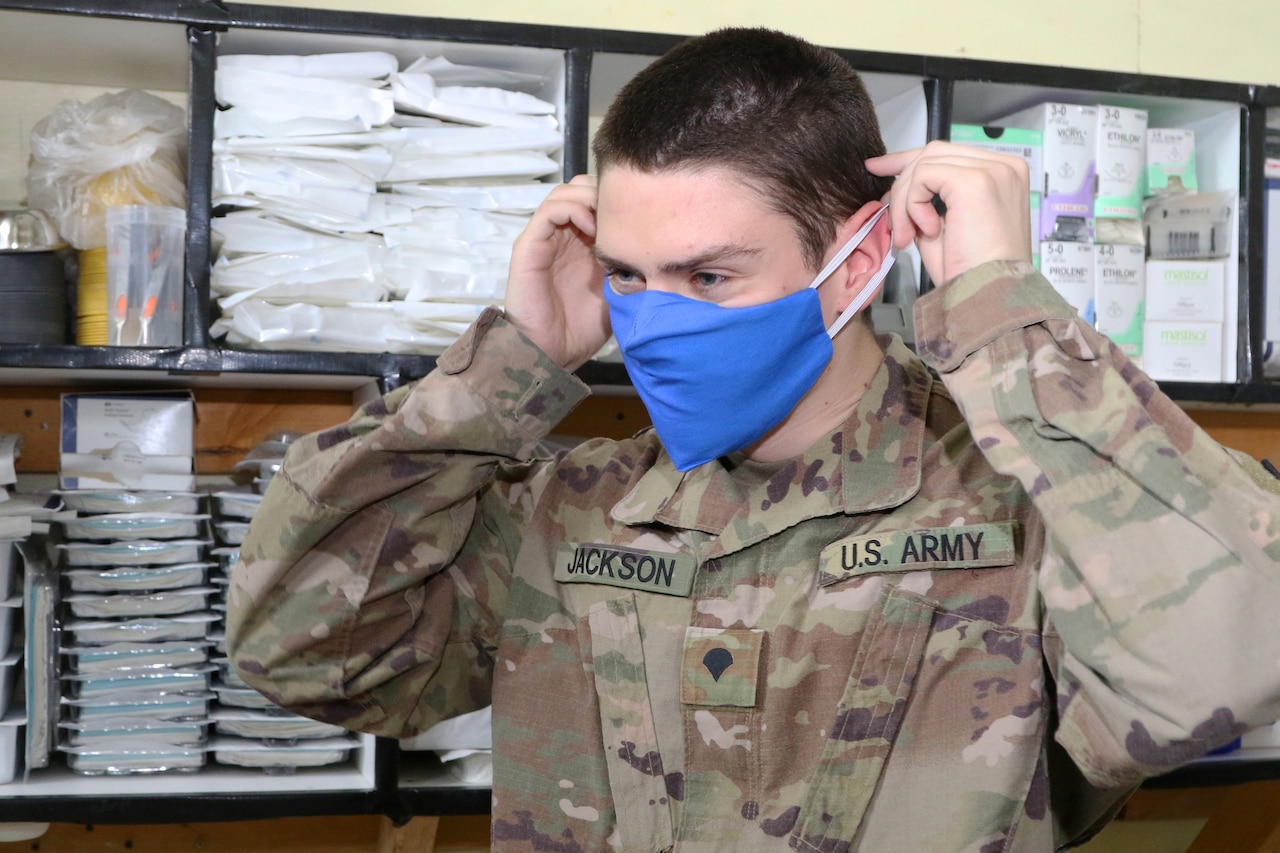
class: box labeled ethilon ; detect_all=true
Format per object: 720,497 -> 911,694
1093,243 -> 1145,357
1094,105 -> 1148,220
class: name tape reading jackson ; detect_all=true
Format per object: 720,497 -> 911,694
818,521 -> 1019,586
555,542 -> 698,597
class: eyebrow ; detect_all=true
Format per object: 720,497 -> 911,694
591,243 -> 764,275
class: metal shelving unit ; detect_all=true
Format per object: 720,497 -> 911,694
1,0 -> 1277,826
0,1 -> 1275,399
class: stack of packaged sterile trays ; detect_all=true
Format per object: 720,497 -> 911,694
55,490 -> 219,775
206,436 -> 359,774
0,539 -> 26,784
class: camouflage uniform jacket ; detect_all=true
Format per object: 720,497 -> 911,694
228,260 -> 1280,853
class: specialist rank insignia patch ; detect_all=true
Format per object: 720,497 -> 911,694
681,626 -> 763,708
555,542 -> 698,597
817,521 -> 1019,586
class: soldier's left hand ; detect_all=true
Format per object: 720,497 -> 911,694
866,141 -> 1032,286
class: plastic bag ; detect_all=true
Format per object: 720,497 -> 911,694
25,89 -> 186,250
385,181 -> 555,212
406,56 -> 544,90
219,51 -> 398,80
391,72 -> 558,129
381,151 -> 559,183
215,66 -> 394,129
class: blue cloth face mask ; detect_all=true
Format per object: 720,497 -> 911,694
605,206 -> 895,471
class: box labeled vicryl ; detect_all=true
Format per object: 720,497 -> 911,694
999,103 -> 1097,242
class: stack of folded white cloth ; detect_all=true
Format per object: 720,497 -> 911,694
210,52 -> 562,353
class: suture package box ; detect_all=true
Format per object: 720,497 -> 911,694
949,124 -> 1044,183
1093,243 -> 1145,357
998,103 -> 1097,242
1039,240 -> 1096,320
1094,106 -> 1148,220
1147,128 -> 1197,195
59,391 -> 196,491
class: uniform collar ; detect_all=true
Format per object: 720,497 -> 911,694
610,336 -> 931,556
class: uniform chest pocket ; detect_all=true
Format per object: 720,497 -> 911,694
586,594 -> 676,853
792,584 -> 935,852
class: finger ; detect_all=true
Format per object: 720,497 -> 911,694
904,156 -> 1027,228
882,151 -> 940,249
897,152 -> 1026,230
865,148 -> 923,177
872,142 -> 1027,190
542,180 -> 598,210
527,191 -> 598,238
876,139 -> 1030,161
873,144 -> 966,243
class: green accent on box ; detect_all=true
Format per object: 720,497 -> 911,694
951,124 -> 1043,147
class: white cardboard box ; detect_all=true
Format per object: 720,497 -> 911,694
1094,244 -> 1146,357
1266,178 -> 1280,342
1146,127 -> 1197,195
1146,259 -> 1227,323
949,124 -> 1044,184
1143,321 -> 1224,383
1094,105 -> 1148,220
59,392 -> 196,491
1040,240 -> 1095,320
999,103 -> 1097,242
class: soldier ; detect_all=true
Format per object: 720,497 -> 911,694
228,27 -> 1280,852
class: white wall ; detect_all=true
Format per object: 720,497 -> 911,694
236,0 -> 1280,87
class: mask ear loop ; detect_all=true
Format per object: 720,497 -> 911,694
826,243 -> 897,339
806,205 -> 896,339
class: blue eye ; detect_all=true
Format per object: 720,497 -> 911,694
606,269 -> 643,294
693,272 -> 726,288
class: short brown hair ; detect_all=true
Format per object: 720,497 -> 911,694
592,27 -> 894,270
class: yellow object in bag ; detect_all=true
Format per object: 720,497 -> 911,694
25,90 -> 186,251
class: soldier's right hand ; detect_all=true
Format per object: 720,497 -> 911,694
504,175 -> 610,372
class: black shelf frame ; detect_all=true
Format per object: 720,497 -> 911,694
0,0 -> 1275,401
2,0 -> 1280,826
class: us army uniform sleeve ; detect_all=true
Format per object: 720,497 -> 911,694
916,259 -> 1280,789
226,307 -> 590,737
